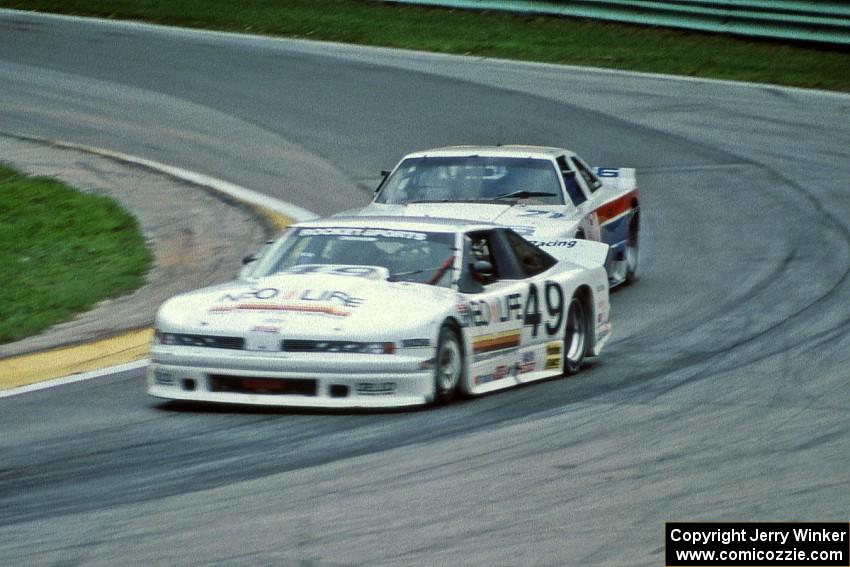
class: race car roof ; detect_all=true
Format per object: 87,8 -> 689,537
399,145 -> 576,160
294,215 -> 499,234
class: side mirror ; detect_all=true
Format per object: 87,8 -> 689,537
242,254 -> 257,265
472,259 -> 494,277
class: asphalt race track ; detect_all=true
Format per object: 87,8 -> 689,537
2,10 -> 849,566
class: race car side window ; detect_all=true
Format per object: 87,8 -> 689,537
455,231 -> 509,291
469,233 -> 498,283
502,230 -> 556,277
571,157 -> 603,193
557,156 -> 587,206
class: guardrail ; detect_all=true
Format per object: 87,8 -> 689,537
381,1 -> 850,45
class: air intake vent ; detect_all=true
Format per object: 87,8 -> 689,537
281,340 -> 394,354
209,375 -> 317,396
171,334 -> 244,350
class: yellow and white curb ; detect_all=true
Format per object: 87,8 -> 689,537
0,330 -> 153,395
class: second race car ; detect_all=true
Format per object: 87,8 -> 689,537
147,216 -> 611,408
355,145 -> 640,287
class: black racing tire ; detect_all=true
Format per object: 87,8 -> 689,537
624,212 -> 639,285
433,324 -> 463,404
563,296 -> 589,376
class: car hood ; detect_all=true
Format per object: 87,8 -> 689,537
352,202 -> 582,238
155,271 -> 456,339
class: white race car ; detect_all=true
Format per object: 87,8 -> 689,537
356,145 -> 640,287
147,216 -> 611,408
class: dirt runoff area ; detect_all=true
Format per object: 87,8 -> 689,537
0,133 -> 272,359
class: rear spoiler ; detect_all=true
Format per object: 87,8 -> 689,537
535,239 -> 610,270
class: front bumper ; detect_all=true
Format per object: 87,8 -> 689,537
146,347 -> 435,408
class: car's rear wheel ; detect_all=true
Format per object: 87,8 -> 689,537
563,296 -> 589,375
433,325 -> 463,404
625,212 -> 639,285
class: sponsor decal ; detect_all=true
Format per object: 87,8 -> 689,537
527,239 -> 578,248
298,227 -> 427,240
219,287 -> 283,302
217,288 -> 362,307
472,331 -> 521,356
282,264 -> 386,278
474,365 -> 511,385
247,325 -> 282,351
516,210 -> 567,219
596,301 -> 608,324
596,167 -> 620,178
456,302 -> 473,327
545,341 -> 562,370
298,290 -> 363,307
251,325 -> 280,333
474,373 -> 495,385
466,293 -> 524,327
596,300 -> 605,313
211,287 -> 363,317
517,351 -> 536,374
510,225 -> 536,237
495,364 -> 511,380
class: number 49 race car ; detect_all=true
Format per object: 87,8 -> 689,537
147,216 -> 612,408
355,145 -> 640,287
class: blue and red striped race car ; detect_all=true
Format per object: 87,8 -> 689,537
353,145 -> 640,287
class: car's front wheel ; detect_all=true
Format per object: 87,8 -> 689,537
433,324 -> 463,404
563,296 -> 589,375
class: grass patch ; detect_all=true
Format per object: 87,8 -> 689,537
1,0 -> 848,91
0,164 -> 153,344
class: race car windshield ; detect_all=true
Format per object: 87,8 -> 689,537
254,227 -> 457,287
376,156 -> 565,205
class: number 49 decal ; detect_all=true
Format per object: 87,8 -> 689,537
523,281 -> 564,337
